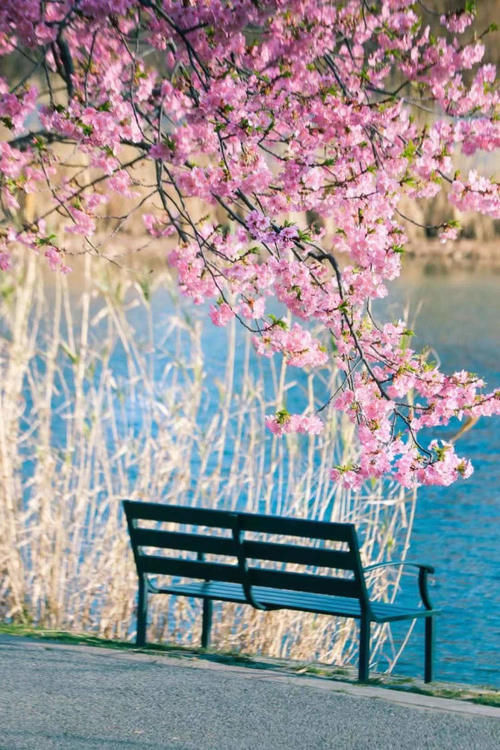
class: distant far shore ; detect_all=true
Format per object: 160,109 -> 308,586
403,239 -> 500,273
114,235 -> 500,272
8,236 -> 500,283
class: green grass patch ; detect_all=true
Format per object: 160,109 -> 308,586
0,622 -> 191,655
470,693 -> 500,708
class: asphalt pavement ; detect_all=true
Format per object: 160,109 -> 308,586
0,635 -> 499,750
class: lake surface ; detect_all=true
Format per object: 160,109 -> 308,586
187,263 -> 500,687
144,262 -> 499,687
17,259 -> 500,687
376,266 -> 500,688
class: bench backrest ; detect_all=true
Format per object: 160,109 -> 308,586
123,500 -> 370,606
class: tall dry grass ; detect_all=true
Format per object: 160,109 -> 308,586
0,250 -> 418,672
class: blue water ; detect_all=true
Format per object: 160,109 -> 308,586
182,265 -> 499,687
139,266 -> 500,686
16,262 -> 500,687
375,267 -> 500,687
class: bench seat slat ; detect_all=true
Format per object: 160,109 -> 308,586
154,581 -> 439,622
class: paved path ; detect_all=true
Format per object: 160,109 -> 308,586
0,635 -> 499,750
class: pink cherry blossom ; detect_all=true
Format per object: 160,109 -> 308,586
0,0 -> 498,488
209,302 -> 235,327
266,412 -> 324,437
0,249 -> 11,270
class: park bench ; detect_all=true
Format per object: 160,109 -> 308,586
123,500 -> 439,682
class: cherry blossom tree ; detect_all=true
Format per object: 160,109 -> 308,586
0,0 -> 499,489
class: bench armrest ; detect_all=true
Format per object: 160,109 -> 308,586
364,561 -> 435,575
363,560 -> 436,611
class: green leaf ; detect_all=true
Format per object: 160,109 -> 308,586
333,463 -> 355,474
268,314 -> 288,330
402,140 -> 417,159
163,135 -> 175,151
35,233 -> 57,247
276,408 -> 290,425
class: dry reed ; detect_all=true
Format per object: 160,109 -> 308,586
0,250 -> 418,673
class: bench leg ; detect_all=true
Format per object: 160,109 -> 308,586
424,615 -> 435,683
136,574 -> 148,647
201,599 -> 213,648
358,614 -> 370,682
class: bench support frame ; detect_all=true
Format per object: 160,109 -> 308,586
136,574 -> 148,648
201,599 -> 213,649
358,613 -> 371,682
425,616 -> 435,683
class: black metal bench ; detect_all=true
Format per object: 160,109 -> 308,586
123,500 -> 439,682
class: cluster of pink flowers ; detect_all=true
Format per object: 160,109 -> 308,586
0,80 -> 38,133
1,0 -> 499,488
0,246 -> 11,271
209,302 -> 234,327
253,323 -> 329,369
450,172 -> 500,219
265,412 -> 324,437
440,13 -> 474,35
